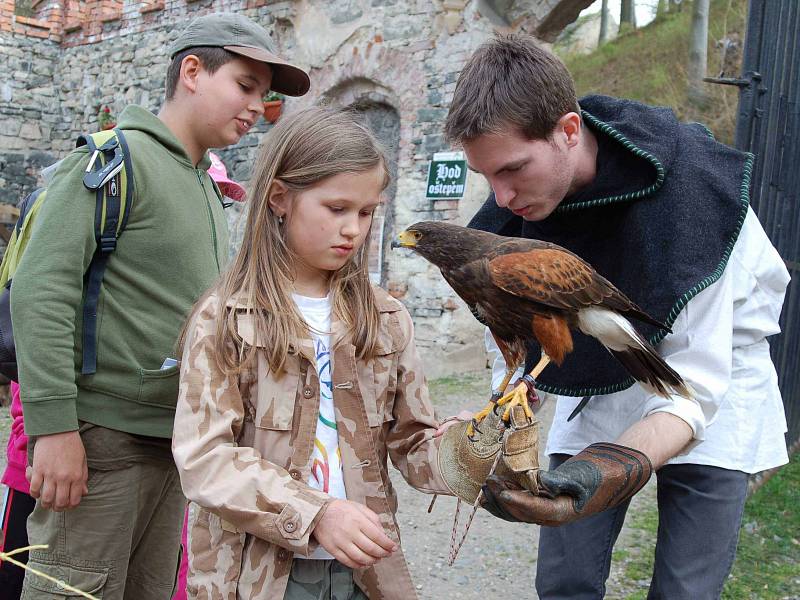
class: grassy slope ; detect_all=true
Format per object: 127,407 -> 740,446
557,3 -> 798,596
614,454 -> 800,599
558,0 -> 748,145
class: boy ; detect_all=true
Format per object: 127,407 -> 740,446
12,12 -> 309,599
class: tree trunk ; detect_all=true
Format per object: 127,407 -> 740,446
620,0 -> 637,31
688,0 -> 710,107
599,0 -> 610,44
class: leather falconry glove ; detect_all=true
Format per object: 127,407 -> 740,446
480,442 -> 652,526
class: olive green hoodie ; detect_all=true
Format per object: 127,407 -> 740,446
11,105 -> 230,438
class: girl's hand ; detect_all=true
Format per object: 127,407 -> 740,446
434,410 -> 473,437
312,499 -> 398,569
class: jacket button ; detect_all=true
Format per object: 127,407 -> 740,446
289,470 -> 301,480
284,521 -> 296,533
303,387 -> 313,399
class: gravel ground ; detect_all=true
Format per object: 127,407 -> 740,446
394,372 -> 656,599
0,374 -> 656,599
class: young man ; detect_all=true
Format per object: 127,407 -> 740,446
445,35 -> 790,598
11,13 -> 309,599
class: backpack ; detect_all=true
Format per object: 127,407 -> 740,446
0,128 -> 135,381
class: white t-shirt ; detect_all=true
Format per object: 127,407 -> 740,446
292,293 -> 346,559
488,208 -> 790,474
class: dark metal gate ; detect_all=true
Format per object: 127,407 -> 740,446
734,0 -> 800,452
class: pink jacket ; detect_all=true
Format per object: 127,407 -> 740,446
2,382 -> 29,494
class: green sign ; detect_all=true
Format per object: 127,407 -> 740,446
426,151 -> 467,199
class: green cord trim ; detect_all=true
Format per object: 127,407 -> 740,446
692,121 -> 716,140
555,110 -> 666,214
538,152 -> 754,398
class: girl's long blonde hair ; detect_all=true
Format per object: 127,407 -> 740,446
210,106 -> 390,374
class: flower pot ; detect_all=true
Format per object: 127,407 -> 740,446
263,100 -> 283,124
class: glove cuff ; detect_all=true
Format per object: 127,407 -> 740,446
579,442 -> 653,506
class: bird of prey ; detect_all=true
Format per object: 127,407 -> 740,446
393,221 -> 692,431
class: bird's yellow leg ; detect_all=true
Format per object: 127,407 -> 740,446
466,369 -> 516,436
496,354 -> 551,421
531,353 -> 551,379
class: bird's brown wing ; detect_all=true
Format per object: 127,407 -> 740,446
487,248 -> 614,311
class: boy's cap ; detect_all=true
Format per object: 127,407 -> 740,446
169,13 -> 310,97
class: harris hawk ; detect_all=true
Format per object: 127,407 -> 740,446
393,221 -> 692,431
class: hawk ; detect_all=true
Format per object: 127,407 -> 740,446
393,221 -> 692,430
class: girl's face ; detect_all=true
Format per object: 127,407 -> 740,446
279,166 -> 385,296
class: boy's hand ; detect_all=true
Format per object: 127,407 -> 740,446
312,499 -> 398,569
434,410 -> 473,437
28,431 -> 89,511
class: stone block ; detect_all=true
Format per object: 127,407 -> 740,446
443,10 -> 462,34
328,0 -> 362,24
416,107 -> 446,122
0,120 -> 20,136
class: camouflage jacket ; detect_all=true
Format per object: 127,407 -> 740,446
173,287 -> 450,599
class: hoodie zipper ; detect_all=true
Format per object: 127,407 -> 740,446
197,169 -> 220,272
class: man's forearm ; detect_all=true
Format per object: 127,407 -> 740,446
614,412 -> 693,469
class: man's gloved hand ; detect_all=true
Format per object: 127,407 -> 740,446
480,442 -> 652,526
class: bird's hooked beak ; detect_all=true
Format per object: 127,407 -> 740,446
392,230 -> 418,249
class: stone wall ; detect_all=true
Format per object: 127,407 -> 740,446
0,0 -> 590,377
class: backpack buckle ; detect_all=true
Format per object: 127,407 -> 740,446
98,234 -> 117,254
83,147 -> 125,191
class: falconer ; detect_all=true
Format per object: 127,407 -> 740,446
444,34 -> 790,599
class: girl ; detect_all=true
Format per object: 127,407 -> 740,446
173,107 -> 451,600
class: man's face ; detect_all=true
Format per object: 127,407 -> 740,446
193,56 -> 272,149
462,126 -> 576,222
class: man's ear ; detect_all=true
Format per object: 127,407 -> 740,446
179,55 -> 203,95
267,179 -> 291,218
558,112 -> 582,149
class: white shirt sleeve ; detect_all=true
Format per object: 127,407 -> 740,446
640,267 -> 735,443
484,328 -> 524,393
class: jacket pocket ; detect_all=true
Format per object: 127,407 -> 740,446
137,365 -> 180,408
255,364 -> 298,431
237,313 -> 297,431
367,346 -> 400,428
21,559 -> 108,598
187,508 -> 246,600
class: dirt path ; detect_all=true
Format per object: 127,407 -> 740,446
0,373 -> 657,599
394,372 -> 657,599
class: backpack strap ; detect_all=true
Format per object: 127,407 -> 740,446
15,188 -> 44,236
77,128 -> 134,375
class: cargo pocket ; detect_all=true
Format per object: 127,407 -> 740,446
21,560 -> 108,598
367,336 -> 401,428
237,312 -> 298,432
189,509 -> 246,598
255,362 -> 298,431
137,365 -> 180,408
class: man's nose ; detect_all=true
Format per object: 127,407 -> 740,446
492,182 -> 515,208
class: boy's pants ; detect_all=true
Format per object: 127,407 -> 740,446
20,424 -> 185,600
285,559 -> 368,600
536,457 -> 749,600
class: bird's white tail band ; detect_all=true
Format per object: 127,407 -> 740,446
577,307 -> 694,400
